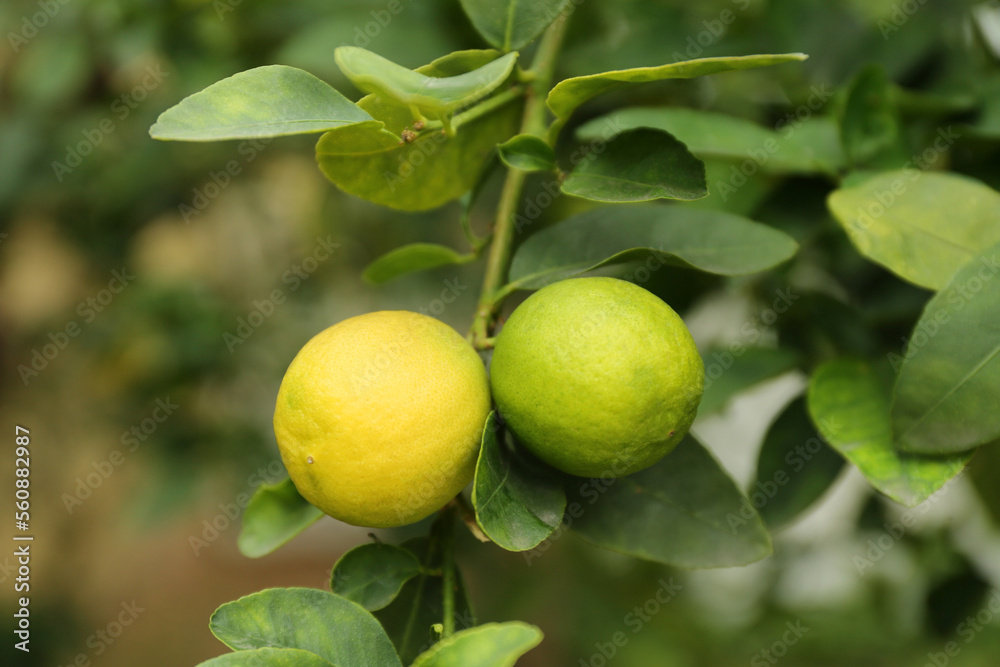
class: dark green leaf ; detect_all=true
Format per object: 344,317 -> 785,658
497,134 -> 556,172
754,398 -> 845,529
840,64 -> 900,166
507,205 -> 799,290
699,347 -> 801,416
459,0 -> 570,51
210,588 -> 402,667
561,128 -> 707,203
807,359 -> 969,506
568,436 -> 772,568
575,108 -> 843,176
472,412 -> 566,551
546,53 -> 808,136
827,170 -> 1000,290
196,647 -> 333,667
316,52 -> 522,210
363,244 -> 474,284
334,48 -> 518,117
238,478 -> 323,559
375,538 -> 475,664
150,66 -> 373,141
331,543 -> 423,611
410,622 -> 543,667
892,240 -> 1000,453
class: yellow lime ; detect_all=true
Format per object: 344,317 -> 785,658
273,311 -> 490,527
490,277 -> 704,478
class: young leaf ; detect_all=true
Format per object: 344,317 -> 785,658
699,348 -> 801,417
410,622 -> 543,667
363,244 -> 474,284
840,64 -> 900,166
316,51 -> 522,210
753,397 -> 845,529
149,66 -> 373,141
827,170 -> 1000,290
331,543 -> 423,611
210,588 -> 402,667
507,205 -> 799,290
497,134 -> 556,172
334,48 -> 518,117
238,477 -> 323,559
546,53 -> 808,136
806,359 -> 970,507
196,647 -> 333,667
576,108 -> 844,176
472,412 -> 566,551
892,240 -> 1000,454
375,538 -> 475,664
561,128 -> 708,202
567,436 -> 773,568
459,0 -> 570,51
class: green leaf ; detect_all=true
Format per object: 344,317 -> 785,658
567,436 -> 772,568
472,412 -> 566,551
196,647 -> 334,667
459,0 -> 570,51
497,134 -> 556,172
334,48 -> 518,117
827,170 -> 1000,290
410,622 -> 543,667
840,64 -> 900,166
575,108 -> 844,176
331,543 -> 423,611
149,66 -> 373,141
892,240 -> 1000,454
699,348 -> 801,416
546,53 -> 808,136
754,397 -> 845,529
316,51 -> 522,211
806,359 -> 970,507
375,538 -> 475,664
238,478 -> 324,559
363,244 -> 474,284
561,128 -> 707,203
507,205 -> 799,290
210,588 -> 402,667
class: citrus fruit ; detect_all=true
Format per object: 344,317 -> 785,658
489,277 -> 704,478
273,311 -> 490,528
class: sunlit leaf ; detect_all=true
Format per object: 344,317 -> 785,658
459,0 -> 570,51
363,244 -> 474,284
238,478 -> 323,559
410,622 -> 543,667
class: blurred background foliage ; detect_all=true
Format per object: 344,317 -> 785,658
4,0 -> 1000,665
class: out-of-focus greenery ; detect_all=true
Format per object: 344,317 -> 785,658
4,1 -> 1000,666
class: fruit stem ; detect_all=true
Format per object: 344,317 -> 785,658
441,511 -> 457,639
470,14 -> 570,348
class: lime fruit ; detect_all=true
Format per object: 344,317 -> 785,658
273,311 -> 491,528
490,277 -> 704,478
